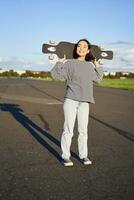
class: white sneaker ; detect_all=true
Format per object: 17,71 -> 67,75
81,158 -> 92,165
63,159 -> 74,167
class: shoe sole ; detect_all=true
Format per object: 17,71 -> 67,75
64,163 -> 74,167
63,162 -> 74,167
80,159 -> 92,165
83,161 -> 92,165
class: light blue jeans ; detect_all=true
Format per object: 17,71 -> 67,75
61,98 -> 90,159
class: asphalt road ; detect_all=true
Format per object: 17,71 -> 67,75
0,78 -> 134,200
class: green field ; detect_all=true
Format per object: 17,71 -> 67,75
30,77 -> 134,91
97,78 -> 134,90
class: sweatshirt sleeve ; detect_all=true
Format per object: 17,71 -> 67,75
51,61 -> 69,81
90,63 -> 103,83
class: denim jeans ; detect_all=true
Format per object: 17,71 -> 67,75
61,98 -> 90,159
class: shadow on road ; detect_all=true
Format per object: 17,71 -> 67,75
90,115 -> 134,142
0,103 -> 79,164
28,84 -> 63,103
1,103 -> 133,166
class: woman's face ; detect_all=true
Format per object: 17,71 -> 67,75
76,41 -> 90,57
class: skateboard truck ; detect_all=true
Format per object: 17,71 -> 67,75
46,40 -> 57,60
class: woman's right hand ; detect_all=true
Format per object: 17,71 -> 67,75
58,54 -> 66,62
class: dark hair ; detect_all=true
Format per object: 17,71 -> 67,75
73,39 -> 95,61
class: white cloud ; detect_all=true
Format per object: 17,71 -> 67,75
108,41 -> 134,45
0,55 -> 51,70
102,42 -> 134,72
0,40 -> 134,72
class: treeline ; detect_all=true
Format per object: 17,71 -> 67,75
0,70 -> 52,78
20,70 -> 52,78
0,70 -> 19,77
104,72 -> 134,78
0,70 -> 134,79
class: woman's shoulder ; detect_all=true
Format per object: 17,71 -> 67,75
88,61 -> 95,68
66,59 -> 87,64
66,59 -> 76,63
64,59 -> 78,66
65,59 -> 95,67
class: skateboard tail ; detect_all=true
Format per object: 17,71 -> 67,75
100,51 -> 113,60
91,48 -> 113,60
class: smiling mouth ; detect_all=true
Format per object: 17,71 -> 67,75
79,51 -> 85,54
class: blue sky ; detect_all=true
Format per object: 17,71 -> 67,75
0,0 -> 134,72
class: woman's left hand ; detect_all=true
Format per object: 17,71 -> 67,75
93,59 -> 103,67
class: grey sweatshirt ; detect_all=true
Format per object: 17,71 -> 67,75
51,59 -> 103,103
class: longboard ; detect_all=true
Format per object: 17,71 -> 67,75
42,41 -> 113,60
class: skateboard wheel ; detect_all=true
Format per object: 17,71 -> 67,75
48,54 -> 55,60
49,40 -> 56,45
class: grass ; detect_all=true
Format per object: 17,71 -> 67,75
27,77 -> 53,81
97,78 -> 134,90
27,77 -> 134,91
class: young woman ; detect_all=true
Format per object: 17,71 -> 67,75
51,39 -> 103,166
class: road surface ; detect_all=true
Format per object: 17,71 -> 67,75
0,78 -> 134,200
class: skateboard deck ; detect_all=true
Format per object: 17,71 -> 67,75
42,41 -> 113,60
